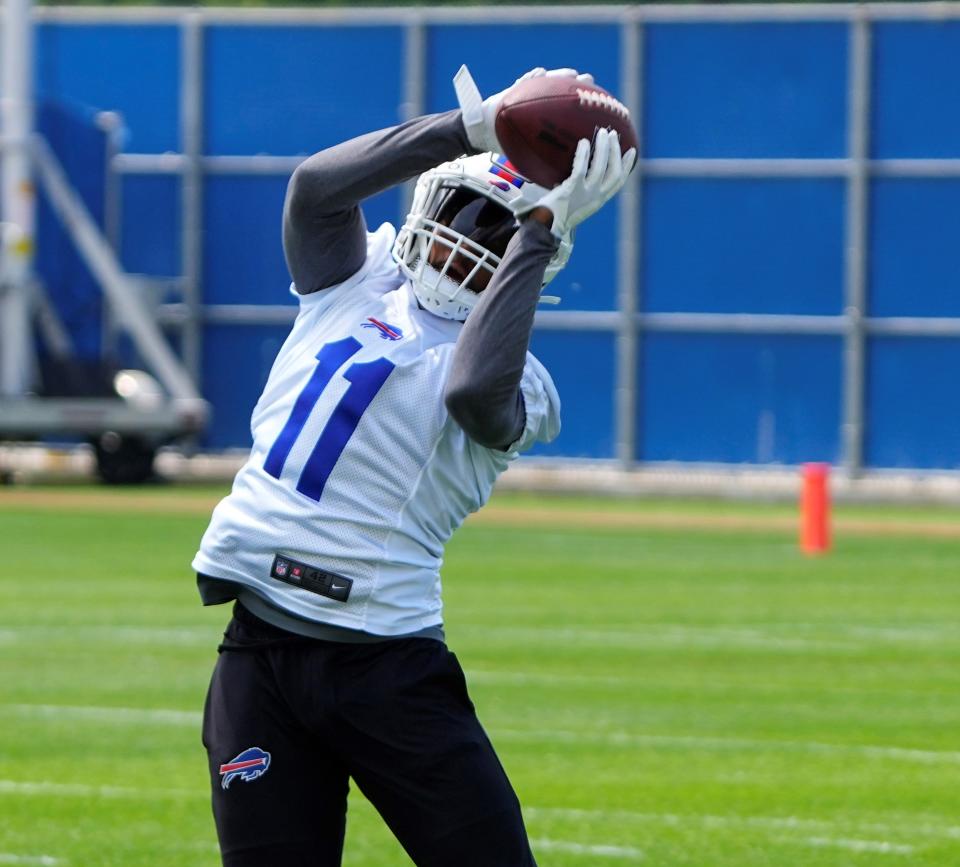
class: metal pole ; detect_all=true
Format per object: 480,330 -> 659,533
180,11 -> 204,385
0,0 -> 36,396
401,15 -> 426,215
98,109 -> 125,360
615,16 -> 642,467
841,11 -> 871,476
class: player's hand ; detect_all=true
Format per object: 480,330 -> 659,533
454,65 -> 594,155
511,129 -> 636,239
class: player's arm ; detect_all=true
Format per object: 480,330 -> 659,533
445,132 -> 635,450
283,111 -> 477,295
443,214 -> 556,450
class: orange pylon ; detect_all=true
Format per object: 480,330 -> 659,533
800,463 -> 831,555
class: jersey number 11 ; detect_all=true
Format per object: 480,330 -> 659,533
263,337 -> 394,501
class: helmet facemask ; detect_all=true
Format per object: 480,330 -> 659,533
393,154 -> 572,321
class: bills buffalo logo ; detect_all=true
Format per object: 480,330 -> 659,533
219,747 -> 271,790
362,317 -> 403,341
488,154 -> 526,191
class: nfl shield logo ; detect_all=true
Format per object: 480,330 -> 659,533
275,559 -> 289,578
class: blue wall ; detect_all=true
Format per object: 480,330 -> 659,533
32,12 -> 960,469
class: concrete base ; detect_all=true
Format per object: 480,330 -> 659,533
2,443 -> 960,505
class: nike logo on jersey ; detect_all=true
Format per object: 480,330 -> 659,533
362,317 -> 404,341
272,554 -> 353,602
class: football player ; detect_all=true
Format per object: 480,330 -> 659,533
193,66 -> 635,866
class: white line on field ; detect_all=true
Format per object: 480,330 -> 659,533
527,807 -> 960,842
467,668 -> 957,704
1,704 -> 201,726
530,838 -> 643,860
803,836 -> 915,855
4,621 -> 957,649
458,625 -> 859,652
6,703 -> 958,767
0,855 -> 63,866
467,669 -> 633,688
6,701 -> 960,768
0,780 -> 197,800
456,621 -> 960,652
842,624 -> 960,643
0,626 -> 212,645
496,728 -> 960,764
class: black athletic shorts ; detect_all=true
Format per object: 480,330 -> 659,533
202,602 -> 537,867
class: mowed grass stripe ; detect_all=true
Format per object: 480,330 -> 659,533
5,702 -> 960,767
494,728 -> 960,764
5,622 -> 959,652
3,778 -> 953,844
0,781 -> 928,862
0,780 -> 197,801
0,777 -> 949,857
1,486 -> 958,538
526,807 -> 960,842
1,704 -> 201,726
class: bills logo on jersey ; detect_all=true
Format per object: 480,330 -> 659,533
362,317 -> 403,341
488,155 -> 525,191
219,747 -> 271,790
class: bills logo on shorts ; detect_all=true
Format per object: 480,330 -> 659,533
219,747 -> 271,790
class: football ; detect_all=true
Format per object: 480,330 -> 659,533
494,76 -> 638,188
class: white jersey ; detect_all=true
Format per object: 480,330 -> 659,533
193,224 -> 560,635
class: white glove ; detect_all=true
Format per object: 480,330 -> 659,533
453,64 -> 595,155
512,128 -> 637,239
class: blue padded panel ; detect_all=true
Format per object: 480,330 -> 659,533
201,324 -> 294,448
35,101 -> 108,360
865,337 -> 960,469
119,175 -> 181,279
204,26 -> 404,155
36,24 -> 180,153
527,330 -> 617,459
203,175 -> 290,305
640,333 -> 843,464
202,174 -> 400,305
424,24 -> 620,115
544,204 -> 618,312
642,178 -> 845,315
869,179 -> 960,317
645,23 -> 848,158
872,22 -> 960,158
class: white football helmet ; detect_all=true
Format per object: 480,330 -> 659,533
392,153 -> 573,321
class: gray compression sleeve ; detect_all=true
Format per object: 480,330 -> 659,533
444,219 -> 561,450
282,109 -> 476,294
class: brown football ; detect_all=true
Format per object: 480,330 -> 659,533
494,75 -> 638,188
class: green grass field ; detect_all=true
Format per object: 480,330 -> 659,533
2,485 -> 959,866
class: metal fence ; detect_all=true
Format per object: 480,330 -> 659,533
29,3 -> 960,472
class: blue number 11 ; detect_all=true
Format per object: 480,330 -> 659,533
264,337 -> 395,501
